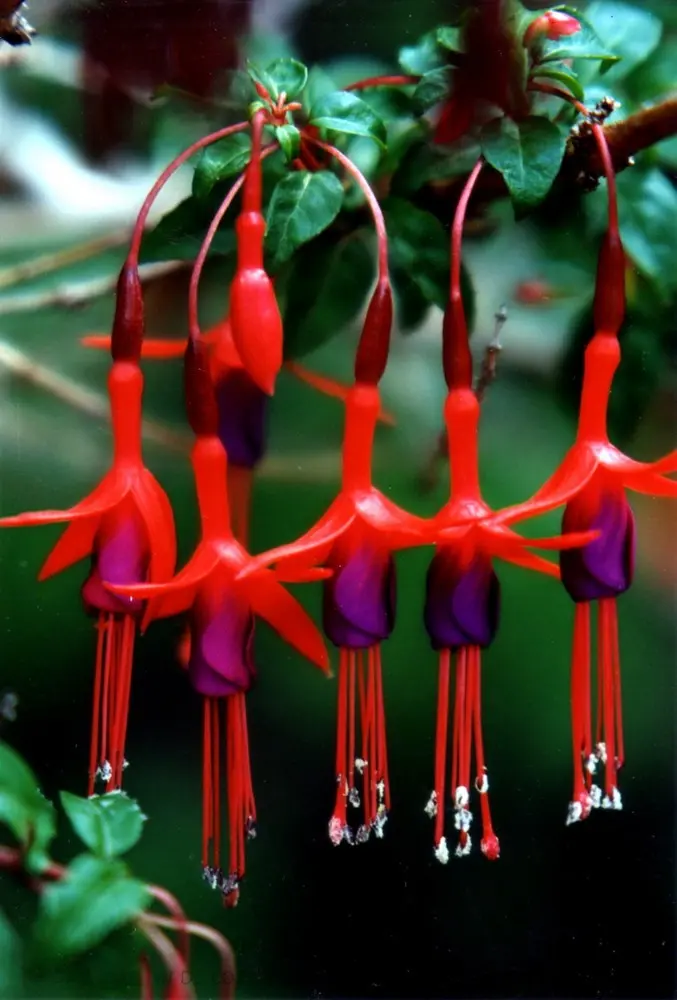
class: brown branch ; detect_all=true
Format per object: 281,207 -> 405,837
590,95 -> 677,174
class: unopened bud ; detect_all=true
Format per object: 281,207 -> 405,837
524,11 -> 581,48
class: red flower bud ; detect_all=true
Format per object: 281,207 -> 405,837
111,263 -> 144,363
524,10 -> 581,48
593,230 -> 626,335
354,278 -> 393,385
183,338 -> 219,437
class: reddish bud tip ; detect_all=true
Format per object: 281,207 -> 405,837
481,833 -> 500,861
229,267 -> 283,396
184,338 -> 219,436
523,10 -> 581,47
354,277 -> 393,385
442,291 -> 472,391
111,263 -> 145,362
593,230 -> 626,334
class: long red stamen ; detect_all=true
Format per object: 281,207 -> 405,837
330,646 -> 389,846
568,602 -> 593,823
88,612 -> 137,795
428,646 -> 498,861
597,598 -> 623,810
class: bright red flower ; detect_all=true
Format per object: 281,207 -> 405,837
523,10 -> 582,48
109,343 -> 329,903
0,269 -> 176,794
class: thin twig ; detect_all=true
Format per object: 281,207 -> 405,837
0,339 -> 190,452
0,260 -> 186,316
144,913 -> 236,1000
0,229 -> 133,292
475,304 -> 507,403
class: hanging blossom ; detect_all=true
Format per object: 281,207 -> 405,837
494,113 -> 676,824
0,262 -> 176,796
109,130 -> 331,906
240,136 -> 431,847
423,160 -> 598,864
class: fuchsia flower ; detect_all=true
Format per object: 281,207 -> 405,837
496,122 -> 676,822
422,161 -> 596,863
0,267 -> 176,794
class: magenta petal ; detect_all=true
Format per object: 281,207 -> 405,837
323,535 -> 396,649
187,586 -> 256,698
560,490 -> 635,602
81,501 -> 149,616
424,548 -> 500,651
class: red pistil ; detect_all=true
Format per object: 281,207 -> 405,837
88,612 -> 136,794
344,74 -> 420,92
329,647 -> 390,845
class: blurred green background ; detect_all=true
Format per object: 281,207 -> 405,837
0,1 -> 675,998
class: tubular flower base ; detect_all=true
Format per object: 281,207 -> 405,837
424,389 -> 597,862
110,434 -> 329,904
498,333 -> 676,821
241,384 -> 429,844
0,362 -> 176,794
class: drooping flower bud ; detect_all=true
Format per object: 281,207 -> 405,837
560,483 -> 635,602
523,10 -> 581,48
81,497 -> 150,617
187,586 -> 256,698
323,528 -> 396,649
424,548 -> 500,651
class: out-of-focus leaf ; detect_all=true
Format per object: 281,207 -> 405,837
304,65 -> 337,108
309,91 -> 387,147
617,168 -> 677,297
192,133 -> 252,201
625,38 -> 677,102
282,234 -> 375,358
0,907 -> 22,1000
0,741 -> 56,874
391,139 -> 482,194
529,63 -> 584,101
584,1 -> 662,81
435,26 -> 462,53
481,116 -> 567,216
655,136 -> 677,171
60,791 -> 147,859
141,196 -> 236,263
412,67 -> 452,114
265,171 -> 344,270
539,7 -> 619,70
34,854 -> 150,958
260,58 -> 308,100
398,29 -> 445,75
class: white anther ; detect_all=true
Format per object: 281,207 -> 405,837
434,837 -> 449,864
602,787 -> 623,811
376,779 -> 386,802
590,784 -> 602,809
97,760 -> 112,783
354,758 -> 368,775
328,816 -> 343,846
454,785 -> 469,809
595,742 -> 608,764
454,807 -> 472,833
455,835 -> 472,857
475,771 -> 489,794
348,787 -> 360,809
424,791 -> 438,818
566,800 -> 582,826
586,754 -> 598,775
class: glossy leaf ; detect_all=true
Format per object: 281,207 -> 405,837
412,67 -> 452,114
60,790 -> 147,859
481,116 -> 567,215
0,907 -> 22,1000
265,170 -> 344,270
309,91 -> 387,147
282,233 -> 375,359
0,741 -> 56,874
34,854 -> 150,957
585,0 -> 662,80
616,168 -> 677,297
435,26 -> 462,53
540,6 -> 620,70
262,57 -> 309,100
274,124 -> 302,163
192,133 -> 252,201
529,63 -> 584,101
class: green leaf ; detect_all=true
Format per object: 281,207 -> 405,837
539,7 -> 620,70
265,170 -> 344,271
60,791 -> 147,859
282,234 -> 375,359
481,116 -> 567,215
392,139 -> 481,194
0,741 -> 56,874
246,60 -> 279,99
192,133 -> 252,201
35,854 -> 150,958
304,66 -> 337,109
584,1 -> 662,81
141,196 -> 236,263
616,168 -> 677,297
384,198 -> 475,329
655,136 -> 677,171
399,30 -> 445,75
309,91 -> 387,147
435,26 -> 462,53
0,907 -> 22,1000
264,57 -> 308,100
412,67 -> 452,115
274,124 -> 301,163
529,63 -> 584,102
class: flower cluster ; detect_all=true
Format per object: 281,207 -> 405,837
1,42 -> 674,909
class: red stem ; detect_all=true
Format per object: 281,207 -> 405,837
187,146 -> 276,343
304,135 -> 389,280
443,158 -> 483,391
590,122 -> 619,239
127,122 -> 248,266
242,111 -> 265,214
527,79 -> 589,118
345,74 -> 420,91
